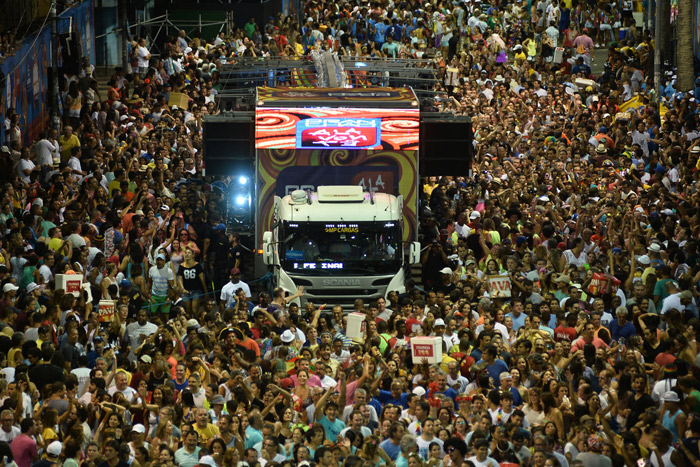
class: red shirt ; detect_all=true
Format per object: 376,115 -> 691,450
554,325 -> 577,343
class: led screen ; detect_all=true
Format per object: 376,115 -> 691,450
255,107 -> 419,151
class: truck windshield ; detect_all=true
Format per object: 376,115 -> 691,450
281,221 -> 402,275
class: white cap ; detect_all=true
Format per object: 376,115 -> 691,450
412,386 -> 426,397
439,267 -> 453,275
469,211 -> 481,220
198,455 -> 218,467
47,441 -> 62,457
132,424 -> 146,434
434,318 -> 446,327
637,255 -> 651,265
2,283 -> 18,293
26,282 -> 40,293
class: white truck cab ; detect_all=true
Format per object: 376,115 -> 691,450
262,185 -> 420,307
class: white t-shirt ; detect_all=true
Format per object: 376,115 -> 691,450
564,249 -> 588,268
33,139 -> 57,166
17,158 -> 35,184
220,280 -> 252,307
137,46 -> 151,68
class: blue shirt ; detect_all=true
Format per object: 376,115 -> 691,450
478,358 -> 509,388
379,438 -> 401,460
374,23 -> 387,43
609,319 -> 636,342
378,390 -> 410,409
319,414 -> 345,443
506,312 -> 526,332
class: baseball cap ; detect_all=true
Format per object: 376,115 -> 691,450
132,424 -> 146,434
47,441 -> 62,457
230,267 -> 241,275
213,223 -> 226,231
412,386 -> 426,397
140,355 -> 152,364
440,267 -> 453,275
434,318 -> 446,327
210,395 -> 225,405
198,455 -> 218,467
156,254 -> 166,261
469,211 -> 481,220
187,319 -> 200,329
2,283 -> 18,293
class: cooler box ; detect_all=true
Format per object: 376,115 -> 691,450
410,336 -> 443,364
346,312 -> 366,340
55,274 -> 84,297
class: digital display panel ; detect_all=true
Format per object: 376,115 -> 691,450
296,118 -> 381,149
255,107 -> 419,150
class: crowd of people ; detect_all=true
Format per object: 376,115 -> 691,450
0,0 -> 698,466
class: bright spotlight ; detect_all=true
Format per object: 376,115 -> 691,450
235,196 -> 247,206
238,176 -> 248,185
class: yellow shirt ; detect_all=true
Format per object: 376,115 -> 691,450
58,134 -> 80,160
193,423 -> 220,443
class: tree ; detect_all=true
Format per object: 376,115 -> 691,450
676,0 -> 694,91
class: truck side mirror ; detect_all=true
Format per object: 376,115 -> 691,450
409,241 -> 421,265
262,231 -> 275,265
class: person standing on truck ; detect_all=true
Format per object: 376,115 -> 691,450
209,223 -> 233,293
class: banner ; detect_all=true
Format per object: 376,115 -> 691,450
588,273 -> 621,296
488,274 -> 512,298
98,300 -> 116,323
0,0 -> 95,145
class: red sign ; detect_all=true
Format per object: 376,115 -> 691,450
300,125 -> 380,149
65,280 -> 81,294
588,273 -> 621,296
98,300 -> 116,323
413,344 -> 435,358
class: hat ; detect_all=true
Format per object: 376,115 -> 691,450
213,223 -> 226,231
680,290 -> 693,300
281,330 -> 295,343
132,424 -> 146,434
516,236 -> 528,246
440,267 -> 453,275
46,441 -> 62,457
210,395 -> 225,405
2,283 -> 18,293
648,243 -> 661,253
156,253 -> 166,261
160,205 -> 170,211
637,255 -> 651,265
230,267 -> 241,275
187,319 -> 200,329
412,386 -> 426,397
434,318 -> 446,327
140,355 -> 152,364
93,336 -> 104,343
280,378 -> 295,390
465,259 -> 476,266
469,211 -> 481,220
595,143 -> 608,154
691,146 -> 700,154
197,455 -> 218,467
663,391 -> 680,403
499,372 -> 513,380
580,415 -> 595,423
554,274 -> 570,284
25,282 -> 40,293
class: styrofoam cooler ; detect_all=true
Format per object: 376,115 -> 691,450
346,312 -> 366,340
55,274 -> 84,297
410,336 -> 443,364
553,47 -> 564,64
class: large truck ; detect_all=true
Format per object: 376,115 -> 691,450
262,185 -> 420,307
